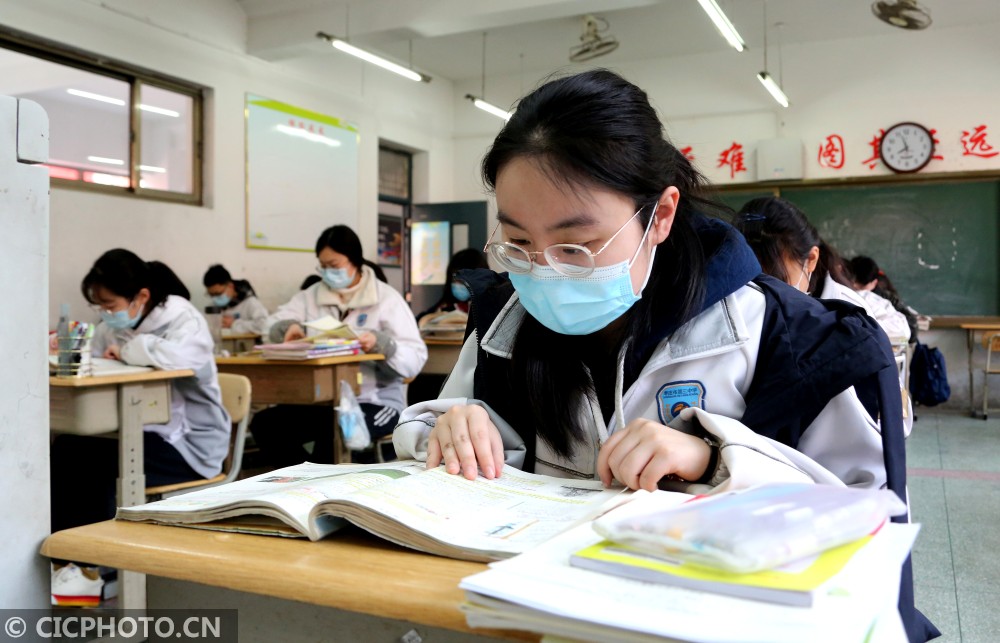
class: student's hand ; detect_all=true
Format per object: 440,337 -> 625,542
103,345 -> 121,361
357,331 -> 377,352
284,324 -> 306,342
427,404 -> 505,481
597,419 -> 712,491
221,315 -> 235,329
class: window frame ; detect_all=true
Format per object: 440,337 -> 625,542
0,26 -> 205,205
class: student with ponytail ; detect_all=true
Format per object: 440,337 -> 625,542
51,249 -> 230,533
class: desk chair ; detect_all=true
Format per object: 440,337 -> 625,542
982,332 -> 1000,420
145,373 -> 252,499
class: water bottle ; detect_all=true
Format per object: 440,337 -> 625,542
56,303 -> 72,377
204,305 -> 223,355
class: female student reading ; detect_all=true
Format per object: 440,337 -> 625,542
250,225 -> 426,464
202,264 -> 269,335
392,70 -> 936,641
51,250 -> 231,580
732,197 -> 910,343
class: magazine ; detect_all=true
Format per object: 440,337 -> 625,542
117,461 -> 630,562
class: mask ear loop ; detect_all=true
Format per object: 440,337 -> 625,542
626,202 -> 660,269
800,259 -> 813,295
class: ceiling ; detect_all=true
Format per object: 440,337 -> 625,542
236,0 -> 1000,83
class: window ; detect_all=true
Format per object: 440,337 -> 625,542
0,29 -> 203,203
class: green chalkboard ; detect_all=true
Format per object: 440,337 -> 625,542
780,181 -> 1000,316
714,189 -> 778,214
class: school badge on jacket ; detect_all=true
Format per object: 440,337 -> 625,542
656,381 -> 706,423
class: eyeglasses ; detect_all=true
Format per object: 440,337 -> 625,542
89,299 -> 134,315
484,206 -> 646,277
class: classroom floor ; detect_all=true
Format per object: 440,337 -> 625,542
907,407 -> 1000,643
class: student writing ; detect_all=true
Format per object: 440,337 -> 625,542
202,264 -> 269,335
51,249 -> 231,532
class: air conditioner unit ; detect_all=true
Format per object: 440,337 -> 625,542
756,139 -> 803,181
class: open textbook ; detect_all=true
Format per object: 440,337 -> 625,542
116,461 -> 630,562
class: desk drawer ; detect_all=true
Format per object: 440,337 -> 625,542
50,382 -> 172,434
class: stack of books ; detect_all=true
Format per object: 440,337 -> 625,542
257,337 -> 361,360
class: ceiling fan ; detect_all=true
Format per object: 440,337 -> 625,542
569,14 -> 619,63
871,0 -> 932,30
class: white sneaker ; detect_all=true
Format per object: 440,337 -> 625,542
51,563 -> 104,607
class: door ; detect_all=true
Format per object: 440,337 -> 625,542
405,201 -> 489,316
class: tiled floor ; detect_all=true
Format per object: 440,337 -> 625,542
907,408 -> 1000,642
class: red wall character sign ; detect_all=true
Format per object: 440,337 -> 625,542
717,142 -> 747,179
680,146 -> 695,162
929,128 -> 944,161
860,129 -> 885,170
818,135 -> 845,169
961,125 -> 999,158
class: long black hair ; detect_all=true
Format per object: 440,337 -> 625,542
82,249 -> 190,318
481,69 -> 722,458
733,196 -> 852,295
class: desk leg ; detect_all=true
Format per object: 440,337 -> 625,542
117,382 -> 147,610
968,330 -> 976,417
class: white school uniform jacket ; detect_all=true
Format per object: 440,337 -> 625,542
263,265 -> 427,412
395,221 -> 897,494
224,295 -> 269,335
91,295 -> 231,479
856,289 -> 912,343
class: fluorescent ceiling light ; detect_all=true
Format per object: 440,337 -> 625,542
465,95 -> 512,122
275,124 -> 342,146
317,32 -> 431,83
66,88 -> 125,106
757,71 -> 789,108
87,155 -> 125,166
139,104 -> 180,117
86,172 -> 130,187
139,165 -> 166,173
696,0 -> 746,52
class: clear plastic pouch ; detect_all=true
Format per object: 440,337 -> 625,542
337,380 -> 371,450
593,483 -> 908,573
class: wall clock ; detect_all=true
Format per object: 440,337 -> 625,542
879,122 -> 934,173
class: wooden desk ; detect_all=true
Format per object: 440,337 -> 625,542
422,338 -> 464,376
50,369 -> 194,507
959,323 -> 1000,416
50,368 -> 194,611
220,331 -> 260,355
215,354 -> 383,464
41,521 -> 531,642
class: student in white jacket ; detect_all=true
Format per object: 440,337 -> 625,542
51,249 -> 230,533
391,71 -> 937,641
250,225 -> 427,465
202,264 -> 269,335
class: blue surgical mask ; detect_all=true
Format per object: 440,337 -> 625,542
509,216 -> 657,335
450,282 -> 471,302
100,303 -> 141,330
211,294 -> 231,307
321,267 -> 354,290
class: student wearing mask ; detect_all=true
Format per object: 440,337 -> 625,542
416,248 -> 489,321
251,225 -> 426,465
392,70 -> 935,641
202,264 -> 269,335
51,249 -> 230,603
850,255 -> 919,344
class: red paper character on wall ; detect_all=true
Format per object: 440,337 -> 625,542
929,128 -> 944,161
717,142 -> 747,179
818,135 -> 845,169
680,146 -> 695,162
860,129 -> 885,170
961,125 -> 998,158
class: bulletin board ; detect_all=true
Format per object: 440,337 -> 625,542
245,94 -> 359,251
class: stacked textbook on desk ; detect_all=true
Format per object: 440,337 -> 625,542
256,338 -> 360,360
460,484 -> 918,642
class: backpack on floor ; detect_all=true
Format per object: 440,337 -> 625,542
909,342 -> 950,407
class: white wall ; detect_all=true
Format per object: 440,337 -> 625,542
3,0 -> 458,321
